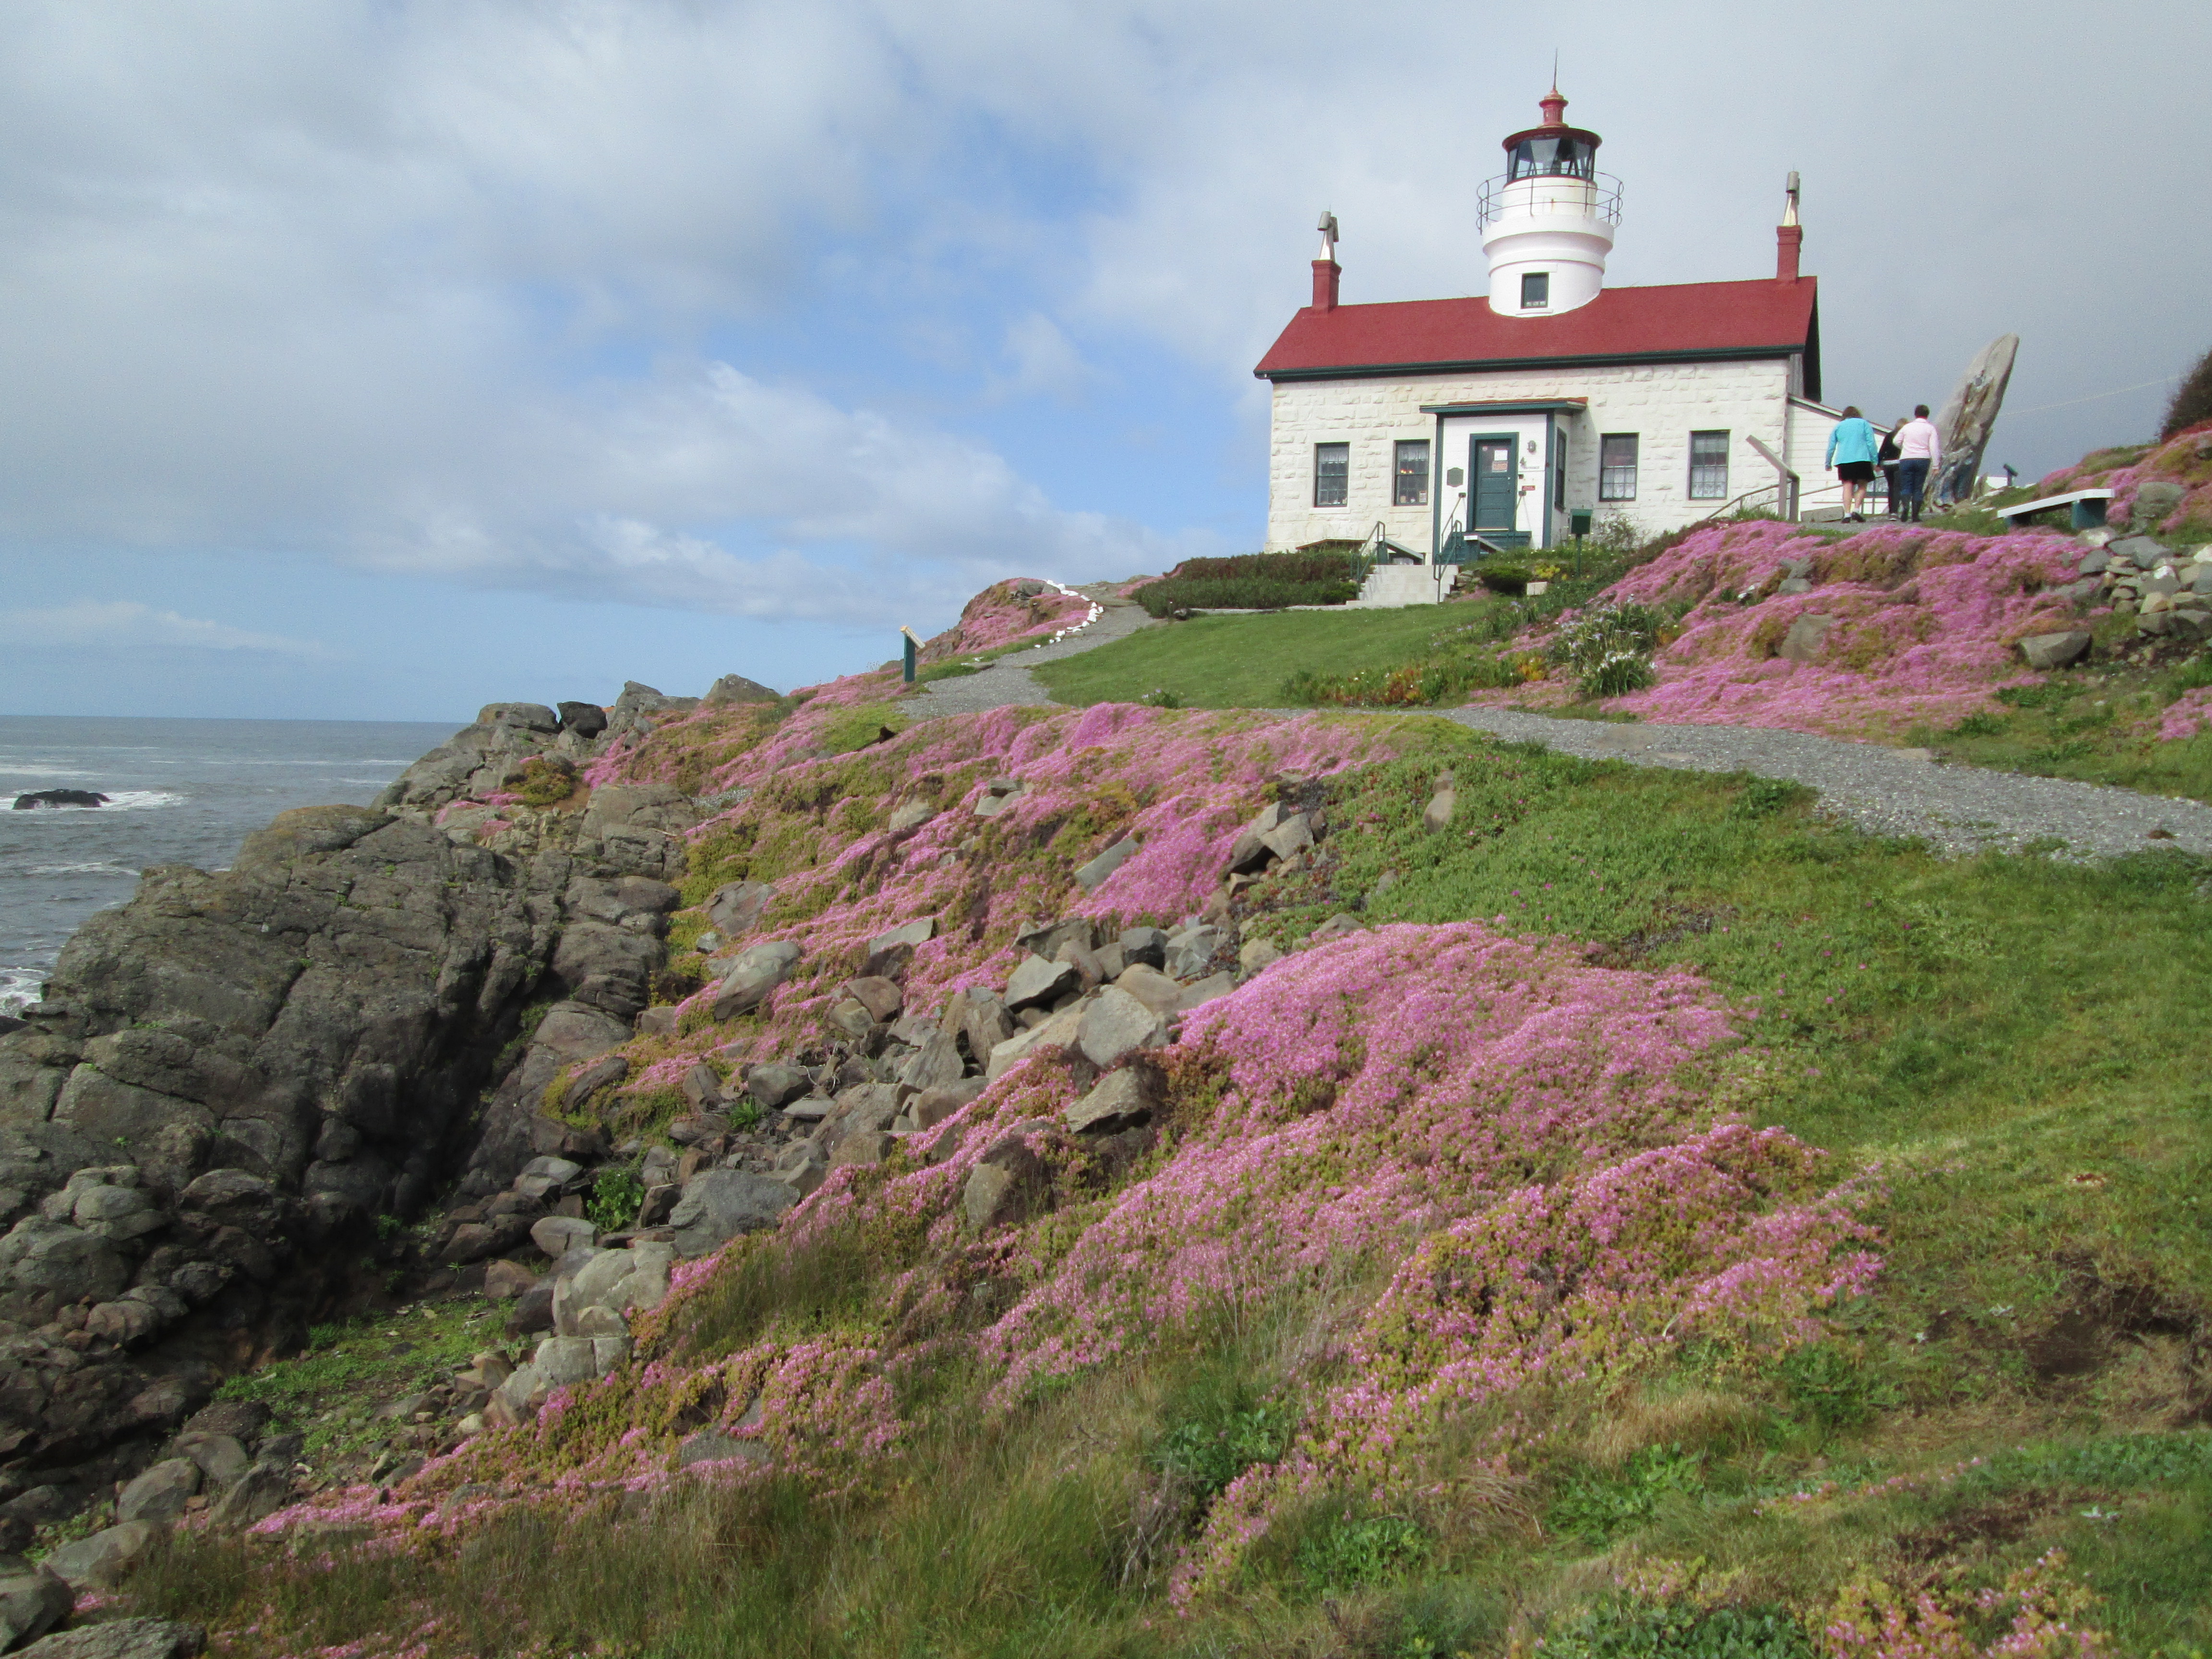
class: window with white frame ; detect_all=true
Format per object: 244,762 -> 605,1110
1393,440 -> 1430,506
1314,443 -> 1348,507
1599,433 -> 1639,501
1688,431 -> 1729,499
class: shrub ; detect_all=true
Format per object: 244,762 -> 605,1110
2161,342 -> 2212,440
1546,601 -> 1675,697
1154,1384 -> 1294,1508
1539,1600 -> 1815,1659
1135,553 -> 1360,616
587,1168 -> 645,1233
1547,1444 -> 1704,1545
1295,1512 -> 1431,1591
512,756 -> 577,807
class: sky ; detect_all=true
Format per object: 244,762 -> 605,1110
2,0 -> 2205,722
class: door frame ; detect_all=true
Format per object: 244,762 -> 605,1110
1468,431 -> 1519,532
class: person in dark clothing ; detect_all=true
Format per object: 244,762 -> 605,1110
1878,421 -> 1903,519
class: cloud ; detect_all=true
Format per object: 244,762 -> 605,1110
986,313 -> 1106,405
0,601 -> 336,658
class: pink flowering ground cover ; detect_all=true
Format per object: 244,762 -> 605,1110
2033,420 -> 2212,539
1465,519 -> 2092,739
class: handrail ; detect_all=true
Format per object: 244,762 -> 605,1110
1475,172 -> 1624,229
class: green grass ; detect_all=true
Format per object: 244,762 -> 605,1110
127,721 -> 2212,1656
212,1298 -> 505,1462
1904,655 -> 2212,804
1033,601 -> 1515,709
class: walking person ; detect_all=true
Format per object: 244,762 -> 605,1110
1878,420 -> 1904,519
1892,404 -> 1941,522
1825,406 -> 1879,523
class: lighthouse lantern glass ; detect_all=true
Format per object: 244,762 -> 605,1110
1507,136 -> 1594,181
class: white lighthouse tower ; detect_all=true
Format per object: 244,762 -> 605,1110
1479,86 -> 1621,317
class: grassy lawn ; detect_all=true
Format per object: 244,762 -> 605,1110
132,719 -> 2212,1657
1909,658 -> 2212,802
1032,599 -> 1513,708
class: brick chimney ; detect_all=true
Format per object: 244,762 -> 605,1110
1776,170 -> 1802,282
1312,257 -> 1340,311
1312,208 -> 1341,311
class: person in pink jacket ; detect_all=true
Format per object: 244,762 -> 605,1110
1892,405 -> 1941,522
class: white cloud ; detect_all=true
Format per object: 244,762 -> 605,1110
0,601 -> 335,658
986,313 -> 1106,405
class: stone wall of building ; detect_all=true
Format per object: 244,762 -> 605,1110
1265,355 -> 1807,551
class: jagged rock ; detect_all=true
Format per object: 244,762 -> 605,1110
905,1082 -> 983,1130
553,1242 -> 674,1336
668,1172 -> 796,1257
2132,481 -> 2186,526
769,1141 -> 829,1199
710,942 -> 804,1021
0,1221 -> 128,1306
180,1399 -> 268,1445
530,1216 -> 595,1258
16,1619 -> 206,1659
1064,1068 -> 1158,1136
746,1064 -> 810,1111
972,779 -> 1024,818
1111,964 -> 1183,1020
985,1003 -> 1085,1082
830,1130 -> 895,1168
0,1556 -> 72,1651
555,701 -> 608,738
702,673 -> 779,707
896,1032 -> 965,1096
117,1458 -> 200,1524
1259,815 -> 1312,861
1016,918 -> 1094,960
704,881 -> 776,939
171,1431 -> 249,1491
1164,926 -> 1225,981
1077,988 -> 1168,1070
1004,955 -> 1079,1013
885,800 -> 934,834
959,994 -> 1015,1065
840,977 -> 903,1023
2019,630 -> 2092,670
867,919 -> 936,957
1177,974 -> 1238,1010
962,1133 -> 1048,1232
41,1522 -> 162,1593
679,1064 -> 724,1114
1117,927 -> 1168,971
1239,939 -> 1283,974
677,1429 -> 769,1468
1073,836 -> 1141,891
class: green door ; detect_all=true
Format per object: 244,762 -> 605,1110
1471,436 -> 1518,531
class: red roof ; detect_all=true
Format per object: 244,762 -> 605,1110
1253,277 -> 1820,385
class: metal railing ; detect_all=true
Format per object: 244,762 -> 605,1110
1476,172 -> 1623,230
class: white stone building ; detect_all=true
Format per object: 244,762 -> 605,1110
1254,88 -> 1844,561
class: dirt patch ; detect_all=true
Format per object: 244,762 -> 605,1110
1586,906 -> 1738,970
1894,1491 -> 2061,1568
2024,1255 -> 2208,1413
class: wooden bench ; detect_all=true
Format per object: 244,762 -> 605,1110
1994,488 -> 2114,531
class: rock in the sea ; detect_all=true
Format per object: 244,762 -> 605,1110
10,791 -> 110,811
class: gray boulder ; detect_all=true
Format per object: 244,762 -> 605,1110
1004,955 -> 1079,1012
0,1221 -> 128,1305
668,1171 -> 797,1257
1117,927 -> 1168,971
14,1618 -> 206,1659
41,1522 -> 161,1592
1063,1068 -> 1158,1136
1779,613 -> 1835,664
556,701 -> 608,738
867,919 -> 936,957
2131,481 -> 2186,527
0,1556 -> 72,1651
116,1458 -> 200,1524
1164,927 -> 1226,981
963,1132 -> 1048,1232
704,880 -> 776,939
1073,837 -> 1141,892
710,942 -> 804,1021
2018,630 -> 2092,670
1077,988 -> 1168,1070
746,1063 -> 810,1111
701,674 -> 779,707
676,1429 -> 769,1468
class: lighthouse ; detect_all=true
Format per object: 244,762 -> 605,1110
1479,87 -> 1620,317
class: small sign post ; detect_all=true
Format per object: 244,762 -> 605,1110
1569,509 -> 1592,581
900,626 -> 921,685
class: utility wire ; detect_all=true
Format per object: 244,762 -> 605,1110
2008,376 -> 2176,417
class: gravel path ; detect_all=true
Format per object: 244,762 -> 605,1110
905,597 -> 2212,860
901,590 -> 1156,719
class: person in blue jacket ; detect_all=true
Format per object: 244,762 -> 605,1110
1825,406 -> 1880,523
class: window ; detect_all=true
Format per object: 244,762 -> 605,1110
1393,440 -> 1430,506
1599,434 -> 1638,501
1520,271 -> 1550,310
1688,430 -> 1729,499
1553,431 -> 1568,510
1314,443 -> 1348,507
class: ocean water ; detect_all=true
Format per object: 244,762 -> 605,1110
0,716 -> 453,1013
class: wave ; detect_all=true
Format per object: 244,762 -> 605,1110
0,967 -> 46,1016
26,861 -> 140,878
